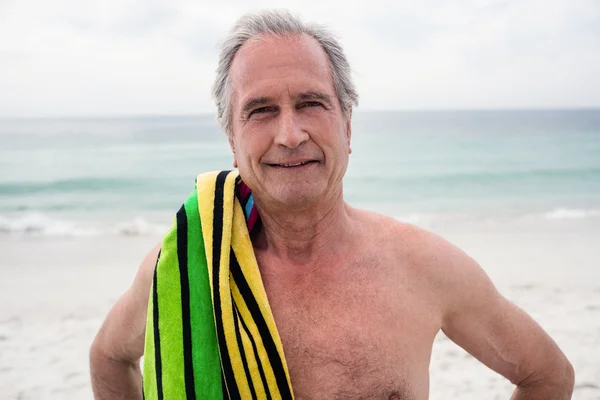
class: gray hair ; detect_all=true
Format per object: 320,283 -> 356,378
212,9 -> 359,137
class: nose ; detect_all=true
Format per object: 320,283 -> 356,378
274,108 -> 309,149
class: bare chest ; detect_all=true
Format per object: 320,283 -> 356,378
259,258 -> 441,400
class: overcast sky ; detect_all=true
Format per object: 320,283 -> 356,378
1,0 -> 599,117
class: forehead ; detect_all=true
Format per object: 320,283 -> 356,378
229,34 -> 335,106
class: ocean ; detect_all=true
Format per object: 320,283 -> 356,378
1,109 -> 600,237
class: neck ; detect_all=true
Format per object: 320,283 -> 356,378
252,189 -> 351,266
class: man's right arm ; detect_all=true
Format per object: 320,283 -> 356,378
89,243 -> 161,400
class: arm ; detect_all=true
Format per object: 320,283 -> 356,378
429,235 -> 574,399
89,243 -> 161,400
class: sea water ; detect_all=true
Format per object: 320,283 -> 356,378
1,109 -> 599,237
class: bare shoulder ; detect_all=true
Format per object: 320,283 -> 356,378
350,206 -> 486,291
353,209 -> 506,331
351,207 -> 466,262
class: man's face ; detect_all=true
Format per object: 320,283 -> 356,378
228,34 -> 352,208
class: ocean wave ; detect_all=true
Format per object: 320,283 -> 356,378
348,167 -> 600,184
393,213 -> 449,227
542,208 -> 600,220
2,207 -> 598,238
112,218 -> 170,236
395,208 -> 600,226
0,213 -> 169,237
0,178 -> 148,195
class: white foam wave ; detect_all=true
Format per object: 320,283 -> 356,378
0,213 -> 99,237
112,218 -> 169,236
0,213 -> 168,237
395,208 -> 600,227
394,213 -> 437,227
393,213 -> 468,228
542,208 -> 600,220
2,207 -> 598,238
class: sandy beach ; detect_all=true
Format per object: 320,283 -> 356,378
1,217 -> 599,399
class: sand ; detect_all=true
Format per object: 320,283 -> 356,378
1,218 -> 599,399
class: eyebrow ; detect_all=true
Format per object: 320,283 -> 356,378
297,91 -> 333,107
242,97 -> 271,114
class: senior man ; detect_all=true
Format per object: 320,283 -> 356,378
90,10 -> 574,400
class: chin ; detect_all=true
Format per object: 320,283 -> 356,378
270,184 -> 325,207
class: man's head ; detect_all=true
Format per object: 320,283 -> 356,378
212,10 -> 359,208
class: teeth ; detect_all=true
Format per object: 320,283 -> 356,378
280,161 -> 310,167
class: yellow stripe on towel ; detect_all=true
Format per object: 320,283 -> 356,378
198,170 -> 294,399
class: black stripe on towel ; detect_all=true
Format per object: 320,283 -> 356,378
212,170 -> 241,400
230,252 -> 293,399
176,205 -> 196,399
222,372 -> 230,400
232,276 -> 272,400
232,295 -> 258,400
152,250 -> 164,400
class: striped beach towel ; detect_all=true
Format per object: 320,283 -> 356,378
143,170 -> 294,399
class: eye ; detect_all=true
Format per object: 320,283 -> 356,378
299,101 -> 324,109
248,106 -> 276,118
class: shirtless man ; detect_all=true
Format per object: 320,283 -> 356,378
90,10 -> 574,399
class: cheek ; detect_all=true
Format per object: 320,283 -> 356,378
236,134 -> 268,168
321,119 -> 350,152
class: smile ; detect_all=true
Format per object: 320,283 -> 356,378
268,160 -> 319,168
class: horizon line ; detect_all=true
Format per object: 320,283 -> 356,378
1,106 -> 600,121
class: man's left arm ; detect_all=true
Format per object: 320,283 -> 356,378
430,235 -> 575,399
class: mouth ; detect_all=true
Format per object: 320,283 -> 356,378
267,160 -> 320,168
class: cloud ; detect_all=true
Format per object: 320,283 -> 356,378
345,0 -> 600,109
63,1 -> 179,38
0,0 -> 599,117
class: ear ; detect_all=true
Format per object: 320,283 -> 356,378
345,114 -> 352,155
228,136 -> 238,168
